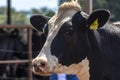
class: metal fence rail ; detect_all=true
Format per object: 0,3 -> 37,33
0,25 -> 33,80
0,60 -> 29,64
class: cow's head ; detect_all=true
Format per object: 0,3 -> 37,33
31,0 -> 110,76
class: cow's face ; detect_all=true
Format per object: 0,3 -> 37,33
32,10 -> 88,75
31,1 -> 110,75
50,11 -> 90,65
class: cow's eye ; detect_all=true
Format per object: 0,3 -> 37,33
64,27 -> 73,35
62,21 -> 73,36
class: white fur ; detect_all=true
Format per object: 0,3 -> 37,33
36,10 -> 77,72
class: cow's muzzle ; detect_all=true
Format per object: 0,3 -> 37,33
32,58 -> 49,75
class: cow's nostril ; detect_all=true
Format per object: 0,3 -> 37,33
40,61 -> 46,67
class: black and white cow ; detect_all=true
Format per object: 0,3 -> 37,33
31,0 -> 120,80
30,13 -> 89,80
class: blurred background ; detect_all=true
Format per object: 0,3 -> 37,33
0,0 -> 120,80
0,0 -> 120,25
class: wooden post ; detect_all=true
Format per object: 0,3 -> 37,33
7,0 -> 11,24
84,0 -> 93,14
28,28 -> 33,80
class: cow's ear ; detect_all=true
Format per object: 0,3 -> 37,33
30,14 -> 49,31
87,9 -> 110,30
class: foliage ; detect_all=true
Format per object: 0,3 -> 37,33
93,0 -> 120,21
59,0 -> 120,21
40,7 -> 55,17
0,6 -> 55,25
0,0 -> 120,25
0,7 -> 7,14
0,14 -> 7,24
11,12 -> 29,24
31,8 -> 40,14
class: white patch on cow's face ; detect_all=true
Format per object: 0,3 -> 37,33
34,10 -> 78,72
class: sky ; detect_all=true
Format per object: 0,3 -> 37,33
0,0 -> 58,11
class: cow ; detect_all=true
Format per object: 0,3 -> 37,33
31,0 -> 120,80
30,14 -> 89,80
30,0 -> 89,80
0,29 -> 27,78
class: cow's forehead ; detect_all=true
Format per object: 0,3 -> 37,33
48,10 -> 78,28
37,10 -> 77,61
46,10 -> 78,45
45,10 -> 78,45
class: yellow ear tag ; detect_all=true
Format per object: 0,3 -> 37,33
89,18 -> 99,30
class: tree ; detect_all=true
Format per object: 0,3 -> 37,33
0,7 -> 7,24
93,0 -> 120,21
0,7 -> 29,24
0,7 -> 7,14
0,6 -> 56,25
31,8 -> 40,14
58,0 -> 120,21
30,7 -> 55,17
59,0 -> 68,5
40,7 -> 55,17
12,12 -> 29,24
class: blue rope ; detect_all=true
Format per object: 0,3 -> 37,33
49,73 -> 79,80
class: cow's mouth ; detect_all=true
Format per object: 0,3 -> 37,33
32,63 -> 65,76
32,58 -> 89,80
33,65 -> 52,76
32,59 -> 52,76
32,57 -> 89,75
33,63 -> 66,76
32,58 -> 57,76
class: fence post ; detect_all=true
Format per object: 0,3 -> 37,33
7,0 -> 11,24
84,0 -> 93,14
28,28 -> 33,80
